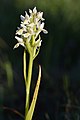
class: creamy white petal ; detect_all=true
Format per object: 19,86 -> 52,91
13,43 -> 20,49
29,9 -> 32,14
42,29 -> 48,34
40,22 -> 44,29
20,15 -> 25,21
25,11 -> 29,19
15,36 -> 23,42
33,7 -> 37,14
16,29 -> 23,35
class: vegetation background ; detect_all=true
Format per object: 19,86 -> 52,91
0,0 -> 80,120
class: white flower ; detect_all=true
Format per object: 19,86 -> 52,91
14,7 -> 48,49
39,22 -> 48,34
37,12 -> 45,21
15,36 -> 23,43
13,36 -> 25,49
16,29 -> 23,35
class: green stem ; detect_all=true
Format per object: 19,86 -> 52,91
23,49 -> 27,84
25,53 -> 33,118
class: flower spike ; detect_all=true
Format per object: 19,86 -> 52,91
14,7 -> 48,51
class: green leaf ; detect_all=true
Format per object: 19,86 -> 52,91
25,65 -> 41,120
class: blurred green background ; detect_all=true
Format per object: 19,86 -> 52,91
0,0 -> 80,120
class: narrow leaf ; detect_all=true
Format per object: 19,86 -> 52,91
23,49 -> 27,84
25,65 -> 41,120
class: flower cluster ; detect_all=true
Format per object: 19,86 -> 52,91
14,7 -> 48,50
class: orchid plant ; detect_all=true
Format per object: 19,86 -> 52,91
14,7 -> 48,120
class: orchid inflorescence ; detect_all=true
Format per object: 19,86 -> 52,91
14,7 -> 48,58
